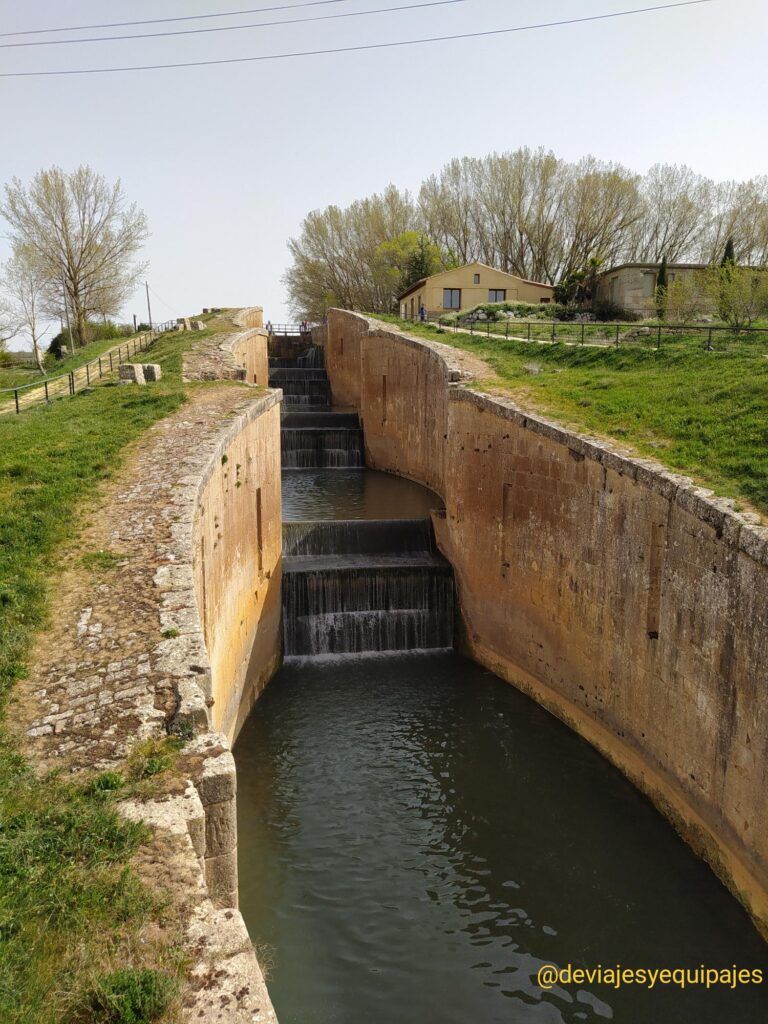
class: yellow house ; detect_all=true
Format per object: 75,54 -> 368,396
398,261 -> 554,318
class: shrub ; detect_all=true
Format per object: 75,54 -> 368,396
83,969 -> 175,1024
590,300 -> 639,322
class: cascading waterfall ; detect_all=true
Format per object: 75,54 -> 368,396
276,336 -> 454,658
283,519 -> 437,557
281,428 -> 364,469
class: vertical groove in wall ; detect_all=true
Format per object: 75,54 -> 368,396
256,487 -> 264,574
501,482 -> 515,579
200,533 -> 208,647
646,516 -> 666,639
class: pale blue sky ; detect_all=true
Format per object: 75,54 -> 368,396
0,0 -> 765,331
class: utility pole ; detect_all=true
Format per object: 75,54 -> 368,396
145,282 -> 153,330
133,313 -> 137,333
61,273 -> 74,352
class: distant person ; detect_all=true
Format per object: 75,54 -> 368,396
419,304 -> 427,322
266,319 -> 272,334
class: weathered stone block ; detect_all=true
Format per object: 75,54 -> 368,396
204,850 -> 238,907
141,363 -> 162,382
118,363 -> 145,384
204,798 -> 237,858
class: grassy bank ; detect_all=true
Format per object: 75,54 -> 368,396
0,315 -> 231,1023
0,333 -> 148,392
375,314 -> 768,516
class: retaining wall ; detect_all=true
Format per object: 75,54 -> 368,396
192,393 -> 283,742
319,308 -> 768,938
230,307 -> 270,386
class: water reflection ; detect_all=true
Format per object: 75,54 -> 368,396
235,653 -> 768,1024
282,469 -> 442,521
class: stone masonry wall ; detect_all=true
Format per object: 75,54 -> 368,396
229,307 -> 270,387
192,395 -> 282,742
183,306 -> 268,385
319,309 -> 768,938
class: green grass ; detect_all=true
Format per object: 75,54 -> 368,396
0,317 -> 233,1022
0,335 -> 144,393
374,313 -> 768,514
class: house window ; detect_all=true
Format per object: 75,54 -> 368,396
642,273 -> 656,298
540,297 -> 551,304
488,289 -> 506,303
443,288 -> 461,309
473,273 -> 480,284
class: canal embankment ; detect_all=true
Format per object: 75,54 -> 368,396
12,308 -> 281,1022
315,308 -> 768,939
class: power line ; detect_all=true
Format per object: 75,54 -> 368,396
0,0 -> 465,50
148,285 -> 181,316
0,1 -> 715,78
0,0 -> 353,38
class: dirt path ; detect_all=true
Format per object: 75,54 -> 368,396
0,332 -> 158,416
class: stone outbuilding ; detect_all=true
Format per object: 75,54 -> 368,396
595,262 -> 709,316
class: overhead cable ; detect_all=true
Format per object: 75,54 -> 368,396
0,1 -> 466,49
0,0 -> 354,38
0,2 -> 715,78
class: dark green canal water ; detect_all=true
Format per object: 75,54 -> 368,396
235,651 -> 768,1024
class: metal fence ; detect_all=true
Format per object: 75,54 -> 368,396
399,314 -> 768,351
0,321 -> 176,416
266,323 -> 315,336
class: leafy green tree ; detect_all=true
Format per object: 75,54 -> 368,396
665,271 -> 708,323
554,256 -> 603,306
705,265 -> 768,330
405,234 -> 445,290
718,237 -> 737,318
655,254 -> 668,319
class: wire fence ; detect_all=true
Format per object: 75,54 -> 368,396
399,314 -> 768,352
0,321 -> 176,416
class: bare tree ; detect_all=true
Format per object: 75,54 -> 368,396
285,185 -> 416,318
0,165 -> 148,347
418,158 -> 483,266
632,164 -> 711,262
0,300 -> 18,357
1,245 -> 51,373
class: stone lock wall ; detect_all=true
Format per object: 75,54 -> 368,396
319,309 -> 768,938
229,307 -> 270,386
193,394 -> 283,742
183,306 -> 269,386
